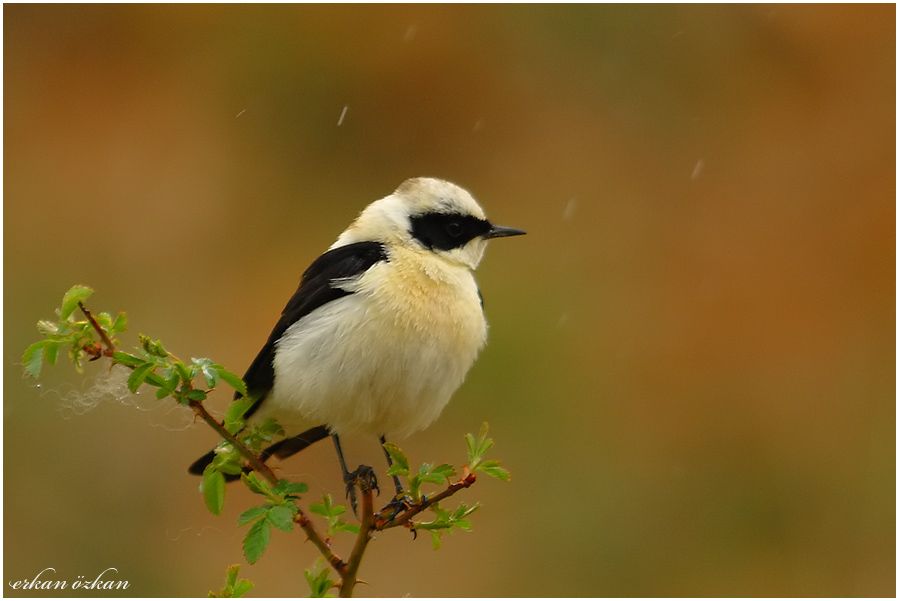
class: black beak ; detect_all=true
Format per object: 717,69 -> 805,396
485,224 -> 527,239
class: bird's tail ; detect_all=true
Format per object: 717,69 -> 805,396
187,425 -> 330,481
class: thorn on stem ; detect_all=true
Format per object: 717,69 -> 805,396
78,301 -> 116,353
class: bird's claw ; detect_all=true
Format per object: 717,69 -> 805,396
380,494 -> 414,521
344,465 -> 378,516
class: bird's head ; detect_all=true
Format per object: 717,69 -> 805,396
333,177 -> 525,270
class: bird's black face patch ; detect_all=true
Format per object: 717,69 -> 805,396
409,212 -> 491,251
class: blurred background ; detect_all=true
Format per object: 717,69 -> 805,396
4,4 -> 895,597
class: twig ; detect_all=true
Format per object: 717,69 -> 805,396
296,512 -> 346,575
339,476 -> 375,597
187,400 -> 279,485
375,472 -> 477,530
79,301 -> 116,355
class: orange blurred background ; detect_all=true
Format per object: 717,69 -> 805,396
4,4 -> 895,597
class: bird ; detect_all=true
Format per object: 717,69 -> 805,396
189,177 -> 525,510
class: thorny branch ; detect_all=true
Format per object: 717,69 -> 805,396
339,475 -> 376,597
296,465 -> 477,597
326,469 -> 479,596
375,471 -> 478,530
186,400 -> 280,484
296,510 -> 347,575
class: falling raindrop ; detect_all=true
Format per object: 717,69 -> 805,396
562,197 -> 578,221
691,159 -> 705,180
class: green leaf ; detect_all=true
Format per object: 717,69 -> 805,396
231,580 -> 253,598
139,334 -> 168,358
224,564 -> 239,589
192,357 -> 219,388
110,312 -> 128,334
274,480 -> 309,496
173,361 -> 192,382
68,343 -> 84,372
408,461 -> 456,500
241,473 -> 265,495
127,362 -> 155,393
310,494 -> 357,536
186,389 -> 207,401
465,433 -> 477,463
333,521 -> 360,534
416,502 -> 479,544
466,422 -> 495,469
96,312 -> 113,330
452,502 -> 479,523
155,371 -> 180,399
22,340 -> 47,378
43,340 -> 61,366
429,530 -> 442,550
305,561 -> 336,598
417,462 -> 456,486
202,468 -> 226,515
59,285 -> 93,320
202,366 -> 218,388
309,498 -> 333,517
242,518 -> 271,564
36,320 -> 59,335
241,471 -> 274,497
144,371 -> 168,388
112,351 -> 144,367
256,418 -> 284,439
383,442 -> 409,476
209,564 -> 254,598
210,446 -> 243,476
224,396 -> 255,434
476,459 -> 511,481
240,417 -> 285,453
267,504 -> 295,532
218,368 -> 248,397
477,438 -> 494,459
215,459 -> 243,476
430,463 -> 456,483
237,506 -> 268,526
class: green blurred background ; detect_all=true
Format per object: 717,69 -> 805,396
4,4 -> 895,597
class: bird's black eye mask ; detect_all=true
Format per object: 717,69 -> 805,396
409,212 -> 491,251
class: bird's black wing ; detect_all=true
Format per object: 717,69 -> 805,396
240,241 -> 389,418
188,241 -> 388,477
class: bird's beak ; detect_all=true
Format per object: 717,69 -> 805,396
485,224 -> 527,239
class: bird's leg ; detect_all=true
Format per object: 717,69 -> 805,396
380,434 -> 405,497
379,434 -> 412,519
332,433 -> 357,512
332,433 -> 378,516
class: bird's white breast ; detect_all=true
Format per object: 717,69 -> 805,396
264,247 -> 487,438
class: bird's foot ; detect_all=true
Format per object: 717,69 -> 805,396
344,465 -> 379,516
379,493 -> 415,522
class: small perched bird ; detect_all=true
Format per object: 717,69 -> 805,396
189,177 -> 524,508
